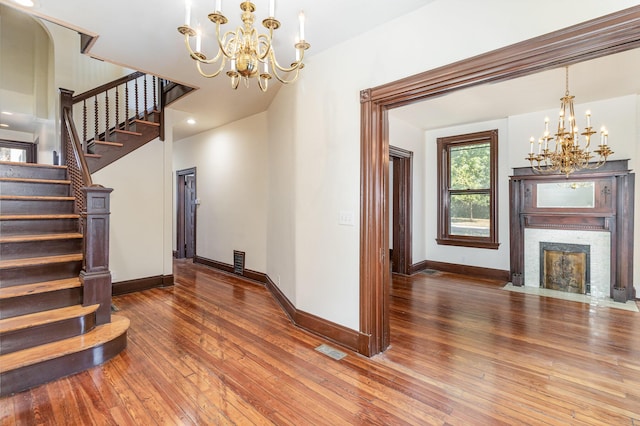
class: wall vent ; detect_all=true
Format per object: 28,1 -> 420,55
233,250 -> 245,275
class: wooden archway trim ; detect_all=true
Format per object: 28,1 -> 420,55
359,6 -> 640,356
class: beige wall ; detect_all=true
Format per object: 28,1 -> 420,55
92,138 -> 170,283
172,112 -> 269,273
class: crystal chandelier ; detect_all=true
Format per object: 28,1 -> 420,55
177,0 -> 310,92
526,67 -> 613,177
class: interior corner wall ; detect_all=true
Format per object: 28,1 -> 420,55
266,86 -> 297,303
172,112 -> 268,273
268,0 -> 637,331
92,138 -> 167,283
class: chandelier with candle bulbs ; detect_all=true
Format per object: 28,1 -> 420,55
526,67 -> 613,177
177,0 -> 309,92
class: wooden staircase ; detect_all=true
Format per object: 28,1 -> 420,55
86,110 -> 162,173
0,161 -> 128,397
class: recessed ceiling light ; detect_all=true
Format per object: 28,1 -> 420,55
1,111 -> 13,115
13,0 -> 34,7
187,118 -> 196,125
0,124 -> 9,128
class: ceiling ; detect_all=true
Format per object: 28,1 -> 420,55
389,47 -> 640,131
3,0 -> 640,140
4,0 -> 432,140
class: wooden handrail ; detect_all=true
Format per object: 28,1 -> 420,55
72,71 -> 144,104
62,108 -> 93,186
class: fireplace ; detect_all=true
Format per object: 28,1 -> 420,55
540,242 -> 590,294
509,160 -> 635,302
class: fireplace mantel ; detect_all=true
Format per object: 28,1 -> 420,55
509,160 -> 635,301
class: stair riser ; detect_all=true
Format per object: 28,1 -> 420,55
0,312 -> 96,355
0,287 -> 82,319
0,164 -> 67,180
0,261 -> 82,288
0,181 -> 70,197
0,329 -> 127,397
0,199 -> 75,215
1,239 -> 82,260
0,218 -> 79,236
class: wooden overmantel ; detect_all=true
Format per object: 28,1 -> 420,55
509,160 -> 635,301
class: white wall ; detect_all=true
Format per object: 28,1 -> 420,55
268,0 -> 639,330
266,85 -> 298,302
92,138 -> 169,283
172,112 -> 269,273
424,119 -> 511,270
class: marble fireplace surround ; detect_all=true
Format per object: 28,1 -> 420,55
524,228 -> 610,298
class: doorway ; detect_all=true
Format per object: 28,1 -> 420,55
359,9 -> 640,356
176,168 -> 197,259
389,146 -> 412,275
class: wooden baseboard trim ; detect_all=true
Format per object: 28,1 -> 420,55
193,256 -> 268,285
409,260 -> 509,282
193,256 -> 365,354
263,275 -> 363,354
112,274 -> 174,296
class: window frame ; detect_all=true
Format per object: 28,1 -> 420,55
436,129 -> 499,249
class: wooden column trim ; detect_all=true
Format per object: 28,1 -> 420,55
81,186 -> 113,325
359,6 -> 640,356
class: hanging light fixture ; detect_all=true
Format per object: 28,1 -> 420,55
177,0 -> 310,92
525,67 -> 613,176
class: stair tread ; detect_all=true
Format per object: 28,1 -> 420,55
0,304 -> 99,334
0,213 -> 79,220
134,119 -> 160,127
0,315 -> 129,373
94,141 -> 124,147
0,177 -> 71,185
0,195 -> 75,201
0,161 -> 67,170
0,233 -> 83,243
113,129 -> 142,136
0,278 -> 81,299
0,253 -> 83,270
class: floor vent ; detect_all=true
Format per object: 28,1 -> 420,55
315,344 -> 347,360
422,269 -> 438,275
233,250 -> 245,275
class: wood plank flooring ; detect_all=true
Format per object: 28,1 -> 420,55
2,260 -> 639,425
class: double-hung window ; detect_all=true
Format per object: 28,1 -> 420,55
436,130 -> 499,249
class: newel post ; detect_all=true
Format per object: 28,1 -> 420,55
81,186 -> 114,325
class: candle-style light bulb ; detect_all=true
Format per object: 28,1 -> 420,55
586,110 -> 591,128
298,11 -> 305,40
529,137 -> 534,154
196,29 -> 201,52
185,0 -> 191,26
269,0 -> 275,17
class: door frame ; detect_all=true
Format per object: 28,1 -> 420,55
359,7 -> 640,356
176,167 -> 197,259
389,145 -> 412,275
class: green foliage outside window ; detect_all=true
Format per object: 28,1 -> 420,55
449,143 -> 490,236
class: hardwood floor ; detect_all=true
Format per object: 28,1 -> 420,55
2,260 -> 640,425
